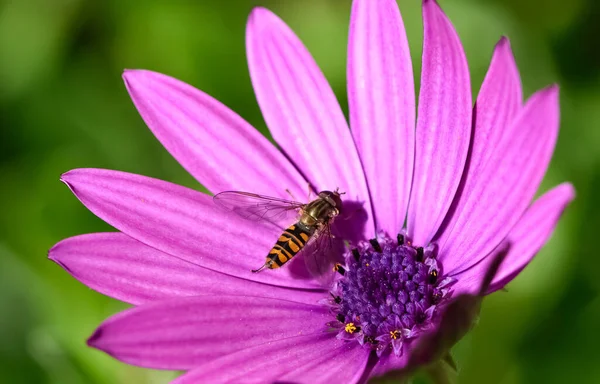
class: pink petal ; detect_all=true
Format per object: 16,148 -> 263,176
61,168 -> 322,290
347,0 -> 415,235
405,294 -> 483,369
87,295 -> 330,370
437,85 -> 560,275
449,242 -> 509,297
463,37 -> 522,184
375,247 -> 512,377
451,183 -> 574,295
370,346 -> 411,378
122,70 -> 307,198
435,37 -> 522,240
49,232 -> 325,305
173,334 -> 368,384
246,7 -> 374,239
405,251 -> 510,372
407,0 -> 472,246
488,183 -> 575,292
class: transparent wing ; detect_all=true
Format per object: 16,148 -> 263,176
213,191 -> 304,229
301,222 -> 344,287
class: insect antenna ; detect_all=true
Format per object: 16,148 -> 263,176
251,263 -> 269,273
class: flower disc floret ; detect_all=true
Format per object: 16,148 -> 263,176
327,235 -> 454,357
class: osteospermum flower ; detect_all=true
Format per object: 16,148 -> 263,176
49,0 -> 574,382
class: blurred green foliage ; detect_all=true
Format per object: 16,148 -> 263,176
0,0 -> 598,383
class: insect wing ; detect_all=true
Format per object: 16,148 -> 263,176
301,223 -> 344,286
213,191 -> 304,229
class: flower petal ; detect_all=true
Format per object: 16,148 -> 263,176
246,7 -> 374,239
402,251 -> 509,371
122,70 -> 307,198
407,0 -> 472,246
87,295 -> 330,370
347,0 -> 415,235
407,294 -> 482,368
488,182 -> 575,292
61,168 -> 322,290
448,242 -> 509,297
49,232 -> 325,305
452,181 -> 573,295
435,37 -> 522,239
438,86 -> 560,275
172,334 -> 368,384
370,347 -> 411,378
462,37 -> 522,184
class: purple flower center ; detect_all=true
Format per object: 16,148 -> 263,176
326,234 -> 455,357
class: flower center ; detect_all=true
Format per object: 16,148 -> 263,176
326,234 -> 454,357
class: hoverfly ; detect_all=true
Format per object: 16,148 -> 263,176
213,189 -> 344,273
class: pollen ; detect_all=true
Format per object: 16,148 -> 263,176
428,269 -> 438,284
390,330 -> 400,340
345,323 -> 358,334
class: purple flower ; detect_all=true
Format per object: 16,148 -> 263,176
49,0 -> 574,382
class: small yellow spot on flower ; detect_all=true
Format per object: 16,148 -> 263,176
333,263 -> 346,275
390,330 -> 400,340
345,323 -> 357,334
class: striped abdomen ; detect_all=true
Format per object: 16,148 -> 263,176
265,223 -> 313,269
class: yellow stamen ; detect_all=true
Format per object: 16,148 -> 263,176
390,330 -> 400,340
345,323 -> 357,334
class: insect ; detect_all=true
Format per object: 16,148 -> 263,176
213,189 -> 344,273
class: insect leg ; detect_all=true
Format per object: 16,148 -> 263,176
252,263 -> 269,273
285,188 -> 297,200
306,183 -> 316,201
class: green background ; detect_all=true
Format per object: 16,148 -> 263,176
0,0 -> 598,382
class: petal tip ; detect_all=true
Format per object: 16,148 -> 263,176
122,68 -> 141,75
60,170 -> 75,185
247,7 -> 276,38
497,36 -> 511,49
541,84 -> 560,105
47,245 -> 58,262
560,182 -> 576,201
122,69 -> 138,82
541,83 -> 560,96
47,247 -> 70,272
248,6 -> 274,25
47,241 -> 70,268
122,69 -> 157,88
531,84 -> 560,106
60,169 -> 87,196
86,327 -> 104,349
422,0 -> 440,10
